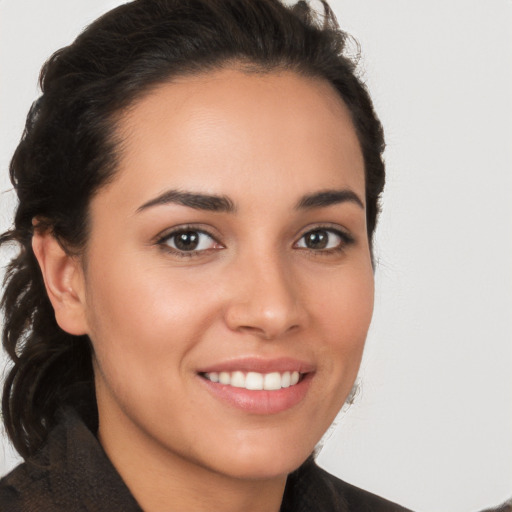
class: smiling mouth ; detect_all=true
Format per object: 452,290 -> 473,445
201,371 -> 303,391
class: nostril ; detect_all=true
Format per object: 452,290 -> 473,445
236,322 -> 300,340
237,325 -> 272,339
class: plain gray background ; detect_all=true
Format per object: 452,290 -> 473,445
1,1 -> 511,511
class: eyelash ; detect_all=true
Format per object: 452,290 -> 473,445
155,225 -> 355,258
294,226 -> 355,255
156,225 -> 222,258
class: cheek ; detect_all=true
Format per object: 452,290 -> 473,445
311,264 -> 374,388
315,261 -> 374,336
82,256 -> 216,387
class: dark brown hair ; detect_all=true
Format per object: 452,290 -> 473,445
1,0 -> 385,459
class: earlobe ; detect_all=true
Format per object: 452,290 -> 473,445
32,230 -> 88,336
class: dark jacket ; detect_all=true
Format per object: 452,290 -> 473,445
0,411 -> 412,511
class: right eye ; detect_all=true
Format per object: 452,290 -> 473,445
158,228 -> 221,255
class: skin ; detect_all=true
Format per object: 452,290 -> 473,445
33,68 -> 374,512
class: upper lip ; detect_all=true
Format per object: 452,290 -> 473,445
197,357 -> 315,375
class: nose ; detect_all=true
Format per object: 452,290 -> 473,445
223,253 -> 306,340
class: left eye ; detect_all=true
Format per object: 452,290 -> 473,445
295,228 -> 345,251
161,229 -> 218,252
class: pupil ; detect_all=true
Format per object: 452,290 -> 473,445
175,231 -> 199,251
306,230 -> 328,249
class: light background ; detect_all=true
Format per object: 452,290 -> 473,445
0,1 -> 511,511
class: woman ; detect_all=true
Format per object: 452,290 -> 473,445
0,0 -> 408,510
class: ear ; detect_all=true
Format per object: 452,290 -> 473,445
32,230 -> 89,336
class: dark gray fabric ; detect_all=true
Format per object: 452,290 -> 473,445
282,456 -> 412,512
0,411 -> 412,511
0,411 -> 142,512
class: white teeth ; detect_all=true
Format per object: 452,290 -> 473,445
245,372 -> 264,390
203,370 -> 302,390
231,371 -> 245,388
219,372 -> 230,385
263,372 -> 282,391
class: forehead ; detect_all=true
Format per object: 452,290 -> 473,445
106,68 -> 365,209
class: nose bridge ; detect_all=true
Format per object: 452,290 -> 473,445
224,245 -> 303,339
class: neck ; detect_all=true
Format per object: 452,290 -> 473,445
97,402 -> 287,512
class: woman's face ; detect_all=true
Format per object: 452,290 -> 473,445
77,68 -> 374,480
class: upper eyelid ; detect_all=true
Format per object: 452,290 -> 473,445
154,224 -> 220,244
294,223 -> 353,240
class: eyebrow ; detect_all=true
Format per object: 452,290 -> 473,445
136,187 -> 363,214
295,189 -> 364,210
136,189 -> 236,213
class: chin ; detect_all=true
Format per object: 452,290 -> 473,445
205,438 -> 313,481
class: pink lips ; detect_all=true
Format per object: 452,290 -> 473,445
197,357 -> 314,375
197,357 -> 314,415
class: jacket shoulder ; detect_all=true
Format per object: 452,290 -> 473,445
0,461 -> 47,512
287,459 -> 414,512
0,473 -> 21,512
316,465 -> 413,511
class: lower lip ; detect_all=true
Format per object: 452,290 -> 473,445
198,373 -> 313,415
